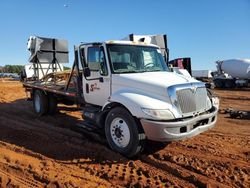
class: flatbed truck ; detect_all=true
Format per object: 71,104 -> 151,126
23,37 -> 219,157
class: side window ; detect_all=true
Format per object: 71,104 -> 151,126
87,47 -> 108,76
87,47 -> 100,71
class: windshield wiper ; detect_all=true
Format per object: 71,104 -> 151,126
144,67 -> 164,72
116,70 -> 145,73
124,71 -> 145,73
151,69 -> 164,72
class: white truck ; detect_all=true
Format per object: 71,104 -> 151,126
192,70 -> 213,79
212,59 -> 250,88
23,36 -> 219,157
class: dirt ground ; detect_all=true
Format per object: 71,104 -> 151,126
0,80 -> 249,188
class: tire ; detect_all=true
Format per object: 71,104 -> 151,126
105,107 -> 145,158
48,94 -> 58,115
33,90 -> 48,116
214,79 -> 225,88
224,80 -> 235,88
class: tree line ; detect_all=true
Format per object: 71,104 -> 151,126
0,65 -> 71,74
0,65 -> 24,74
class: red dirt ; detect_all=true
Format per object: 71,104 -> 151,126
0,81 -> 249,187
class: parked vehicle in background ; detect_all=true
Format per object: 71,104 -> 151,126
212,59 -> 250,88
0,73 -> 20,80
192,70 -> 213,80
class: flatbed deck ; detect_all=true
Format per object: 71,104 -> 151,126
22,69 -> 84,104
23,81 -> 77,97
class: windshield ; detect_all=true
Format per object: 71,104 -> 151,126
107,44 -> 169,73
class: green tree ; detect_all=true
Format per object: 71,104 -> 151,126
3,65 -> 24,74
63,66 -> 71,70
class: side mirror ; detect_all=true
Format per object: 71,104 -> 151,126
84,67 -> 91,77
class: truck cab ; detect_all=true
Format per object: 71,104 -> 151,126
78,40 -> 219,157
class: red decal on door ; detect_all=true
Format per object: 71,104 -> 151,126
90,83 -> 100,92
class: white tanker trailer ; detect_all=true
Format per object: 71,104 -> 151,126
212,59 -> 250,88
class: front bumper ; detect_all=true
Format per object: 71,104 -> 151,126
140,107 -> 218,142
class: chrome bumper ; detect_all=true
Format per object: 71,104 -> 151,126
140,107 -> 218,142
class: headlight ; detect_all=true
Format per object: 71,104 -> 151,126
141,108 -> 175,120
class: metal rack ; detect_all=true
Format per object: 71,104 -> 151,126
27,36 -> 69,80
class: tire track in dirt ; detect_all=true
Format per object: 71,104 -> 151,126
0,112 -> 119,162
149,151 -> 249,187
1,82 -> 250,187
0,162 -> 43,188
0,107 -> 248,187
140,135 -> 250,188
0,96 -> 200,187
58,156 -> 193,187
171,138 -> 250,164
0,141 -> 113,187
133,159 -> 195,187
139,154 -> 229,188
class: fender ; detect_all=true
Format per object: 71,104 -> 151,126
103,88 -> 179,119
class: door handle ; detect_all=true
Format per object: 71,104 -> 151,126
99,77 -> 104,83
86,84 -> 89,93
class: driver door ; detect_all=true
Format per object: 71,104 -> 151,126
82,45 -> 110,106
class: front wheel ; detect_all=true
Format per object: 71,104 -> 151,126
105,107 -> 145,158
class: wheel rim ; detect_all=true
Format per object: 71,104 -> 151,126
34,93 -> 41,113
110,117 -> 130,148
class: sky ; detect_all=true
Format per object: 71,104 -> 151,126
0,0 -> 249,70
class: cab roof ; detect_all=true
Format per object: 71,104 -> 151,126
79,40 -> 159,48
104,40 -> 159,48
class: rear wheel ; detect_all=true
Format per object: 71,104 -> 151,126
224,79 -> 235,88
214,79 -> 225,88
33,90 -> 48,116
48,94 -> 58,115
105,107 -> 145,158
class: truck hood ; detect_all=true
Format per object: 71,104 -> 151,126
112,71 -> 199,98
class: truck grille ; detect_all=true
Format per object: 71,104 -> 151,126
176,87 -> 208,114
